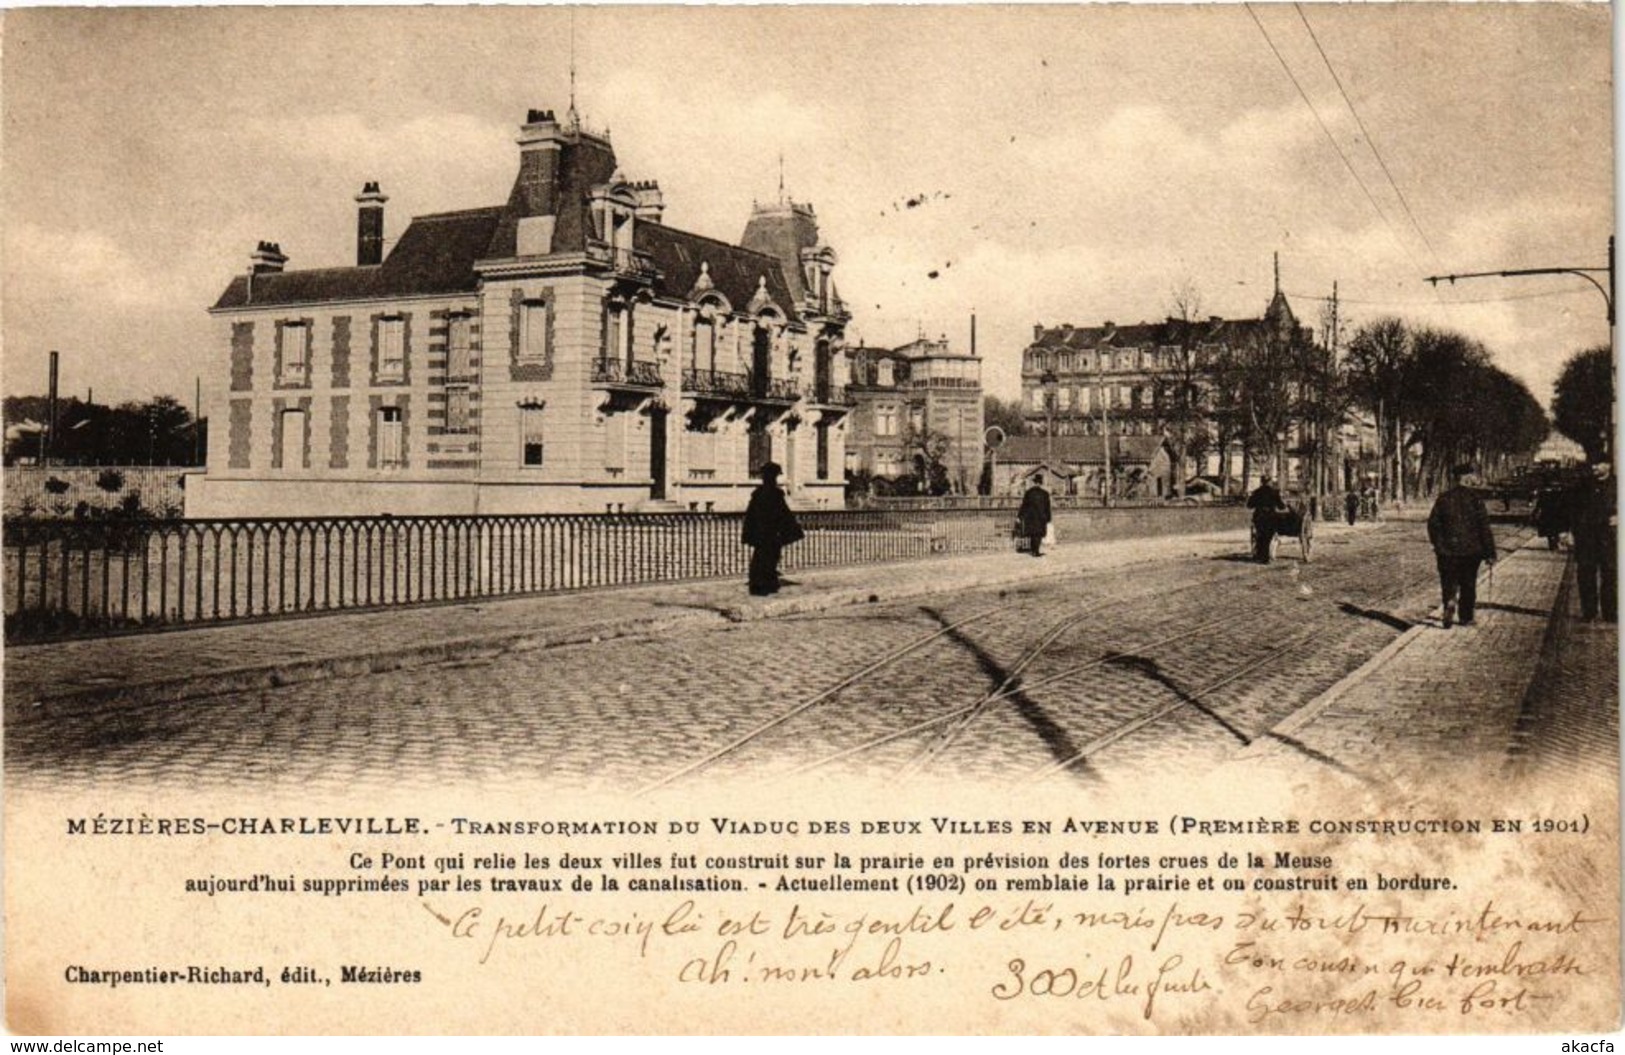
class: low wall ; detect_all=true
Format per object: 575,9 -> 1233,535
4,466 -> 194,518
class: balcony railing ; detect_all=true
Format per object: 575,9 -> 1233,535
682,368 -> 752,399
750,372 -> 800,402
592,359 -> 663,388
809,382 -> 853,406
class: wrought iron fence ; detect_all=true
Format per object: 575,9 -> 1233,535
682,368 -> 751,399
591,359 -> 663,387
3,505 -> 1246,642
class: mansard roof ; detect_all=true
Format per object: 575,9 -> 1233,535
212,207 -> 504,310
636,223 -> 801,324
1029,306 -> 1303,352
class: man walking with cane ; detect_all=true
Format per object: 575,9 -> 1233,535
1427,463 -> 1497,628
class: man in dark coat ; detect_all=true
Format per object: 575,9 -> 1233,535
1570,462 -> 1616,622
1247,475 -> 1285,563
742,461 -> 803,596
1344,489 -> 1360,526
1017,473 -> 1053,557
1426,463 -> 1497,628
1532,487 -> 1570,551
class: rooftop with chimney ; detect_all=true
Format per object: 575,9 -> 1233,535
212,107 -> 823,321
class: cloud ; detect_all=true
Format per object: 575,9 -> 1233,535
7,222 -> 196,311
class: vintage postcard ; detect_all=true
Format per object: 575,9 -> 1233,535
3,3 -> 1618,1040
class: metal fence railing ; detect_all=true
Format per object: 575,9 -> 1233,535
3,505 -> 1246,642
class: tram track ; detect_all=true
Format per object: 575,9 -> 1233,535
637,557 -> 1281,792
645,524 -> 1531,791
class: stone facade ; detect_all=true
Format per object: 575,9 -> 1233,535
190,109 -> 852,517
1019,288 -> 1309,485
846,337 -> 983,493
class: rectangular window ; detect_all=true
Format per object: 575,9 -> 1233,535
521,406 -> 545,467
877,406 -> 897,437
604,415 -> 626,471
446,387 -> 470,433
687,427 -> 715,473
448,314 -> 471,379
748,426 -> 772,476
519,302 -> 548,364
1057,388 -> 1073,411
378,406 -> 404,468
280,322 -> 309,384
280,409 -> 306,470
379,318 -> 405,381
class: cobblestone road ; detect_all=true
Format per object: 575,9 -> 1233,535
7,522 -> 1548,796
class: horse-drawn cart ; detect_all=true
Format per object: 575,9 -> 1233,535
1249,497 -> 1315,562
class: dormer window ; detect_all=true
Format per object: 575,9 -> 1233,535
877,359 -> 895,387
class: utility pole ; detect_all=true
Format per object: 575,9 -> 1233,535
1426,237 -> 1615,460
43,351 -> 59,467
1097,353 -> 1112,507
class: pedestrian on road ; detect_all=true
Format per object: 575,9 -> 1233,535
1426,463 -> 1497,628
1344,490 -> 1360,527
1247,474 -> 1286,563
742,461 -> 804,596
1017,473 -> 1053,557
1532,487 -> 1570,551
1569,462 -> 1616,623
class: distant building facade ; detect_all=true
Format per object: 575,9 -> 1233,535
990,435 -> 1175,499
846,337 -> 983,493
190,108 -> 852,518
1019,289 -> 1309,487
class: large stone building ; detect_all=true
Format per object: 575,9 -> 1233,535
189,108 -> 852,517
1019,287 -> 1309,486
845,336 -> 983,493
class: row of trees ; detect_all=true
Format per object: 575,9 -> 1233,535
1552,344 -> 1613,463
2,395 -> 205,466
1344,318 -> 1550,497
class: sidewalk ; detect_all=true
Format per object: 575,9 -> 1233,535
1240,534 -> 1615,786
5,523 -> 1267,723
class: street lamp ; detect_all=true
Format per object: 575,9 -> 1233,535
1426,236 -> 1615,459
1041,369 -> 1058,476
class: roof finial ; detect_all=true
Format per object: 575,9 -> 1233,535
1273,251 -> 1280,296
567,9 -> 579,130
778,152 -> 785,205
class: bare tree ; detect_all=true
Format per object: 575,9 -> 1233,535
1152,279 -> 1215,497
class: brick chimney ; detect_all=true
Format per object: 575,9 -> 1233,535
632,180 -> 665,224
355,182 -> 387,266
250,241 -> 288,274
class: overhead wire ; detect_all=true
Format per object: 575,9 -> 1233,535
1242,3 -> 1423,277
1294,4 -> 1441,265
1285,284 -> 1599,308
1291,4 -> 1458,324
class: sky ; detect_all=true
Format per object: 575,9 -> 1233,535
1,4 -> 1613,411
